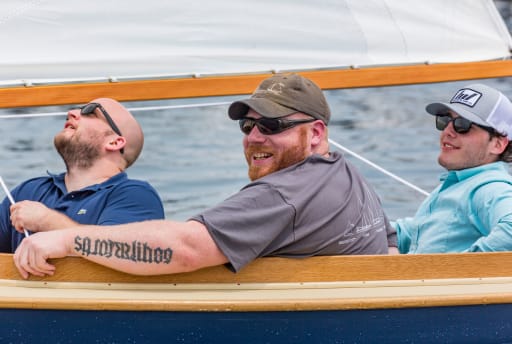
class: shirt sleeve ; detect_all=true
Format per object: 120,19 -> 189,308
0,196 -> 13,252
0,182 -> 39,253
191,183 -> 295,272
392,218 -> 415,253
466,182 -> 512,252
97,181 -> 165,224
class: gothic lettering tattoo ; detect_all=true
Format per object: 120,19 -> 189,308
74,236 -> 173,264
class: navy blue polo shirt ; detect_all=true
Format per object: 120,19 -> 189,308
0,172 -> 164,253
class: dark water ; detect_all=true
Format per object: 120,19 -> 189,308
1,78 -> 511,221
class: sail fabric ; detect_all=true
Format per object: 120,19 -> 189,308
0,0 -> 510,85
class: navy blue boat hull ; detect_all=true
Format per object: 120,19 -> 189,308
2,304 -> 511,344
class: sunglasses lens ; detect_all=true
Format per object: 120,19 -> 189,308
436,115 -> 450,131
80,103 -> 98,116
257,118 -> 281,135
240,119 -> 255,134
452,118 -> 472,133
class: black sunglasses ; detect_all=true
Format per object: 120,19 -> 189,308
70,103 -> 124,154
239,117 -> 316,135
435,114 -> 495,135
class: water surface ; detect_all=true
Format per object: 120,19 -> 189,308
1,78 -> 511,221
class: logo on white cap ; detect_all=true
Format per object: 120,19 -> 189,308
450,88 -> 482,107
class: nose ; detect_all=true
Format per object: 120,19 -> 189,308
67,108 -> 80,120
442,120 -> 458,137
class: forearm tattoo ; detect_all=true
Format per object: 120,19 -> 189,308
74,236 -> 173,264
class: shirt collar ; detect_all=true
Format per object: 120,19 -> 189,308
439,161 -> 509,184
47,171 -> 127,194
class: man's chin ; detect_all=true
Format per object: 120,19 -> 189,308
248,167 -> 274,181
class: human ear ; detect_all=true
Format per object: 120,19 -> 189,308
490,136 -> 509,155
310,120 -> 326,146
106,136 -> 126,153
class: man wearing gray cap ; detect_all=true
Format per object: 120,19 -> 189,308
13,73 -> 395,279
394,83 -> 512,253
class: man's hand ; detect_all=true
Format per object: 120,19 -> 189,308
13,230 -> 71,279
10,200 -> 51,234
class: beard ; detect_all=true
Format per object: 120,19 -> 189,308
54,131 -> 103,170
245,127 -> 309,181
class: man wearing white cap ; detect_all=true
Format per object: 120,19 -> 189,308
395,83 -> 512,253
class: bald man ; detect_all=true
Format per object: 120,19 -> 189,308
0,98 -> 164,253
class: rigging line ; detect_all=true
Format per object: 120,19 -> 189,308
0,101 -> 232,119
328,138 -> 430,197
0,112 -> 66,119
127,101 -> 231,112
0,176 -> 29,237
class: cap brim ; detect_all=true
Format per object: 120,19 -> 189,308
425,102 -> 489,127
228,98 -> 297,120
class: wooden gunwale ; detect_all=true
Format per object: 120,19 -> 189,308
1,253 -> 512,312
3,252 -> 512,283
1,60 -> 511,109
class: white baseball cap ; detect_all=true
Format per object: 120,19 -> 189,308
426,83 -> 512,139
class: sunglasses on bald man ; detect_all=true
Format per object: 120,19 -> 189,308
70,103 -> 124,154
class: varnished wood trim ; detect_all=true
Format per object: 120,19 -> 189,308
1,60 -> 511,108
2,294 -> 512,312
2,252 -> 512,284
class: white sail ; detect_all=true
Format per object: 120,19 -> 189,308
0,0 -> 510,86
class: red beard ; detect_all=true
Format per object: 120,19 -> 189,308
245,127 -> 309,181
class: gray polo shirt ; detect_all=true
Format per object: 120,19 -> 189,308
191,151 -> 394,271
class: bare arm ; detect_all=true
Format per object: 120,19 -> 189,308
13,219 -> 228,278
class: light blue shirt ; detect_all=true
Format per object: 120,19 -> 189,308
394,162 -> 512,253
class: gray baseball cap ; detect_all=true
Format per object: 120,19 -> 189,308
228,73 -> 331,125
426,83 -> 512,139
